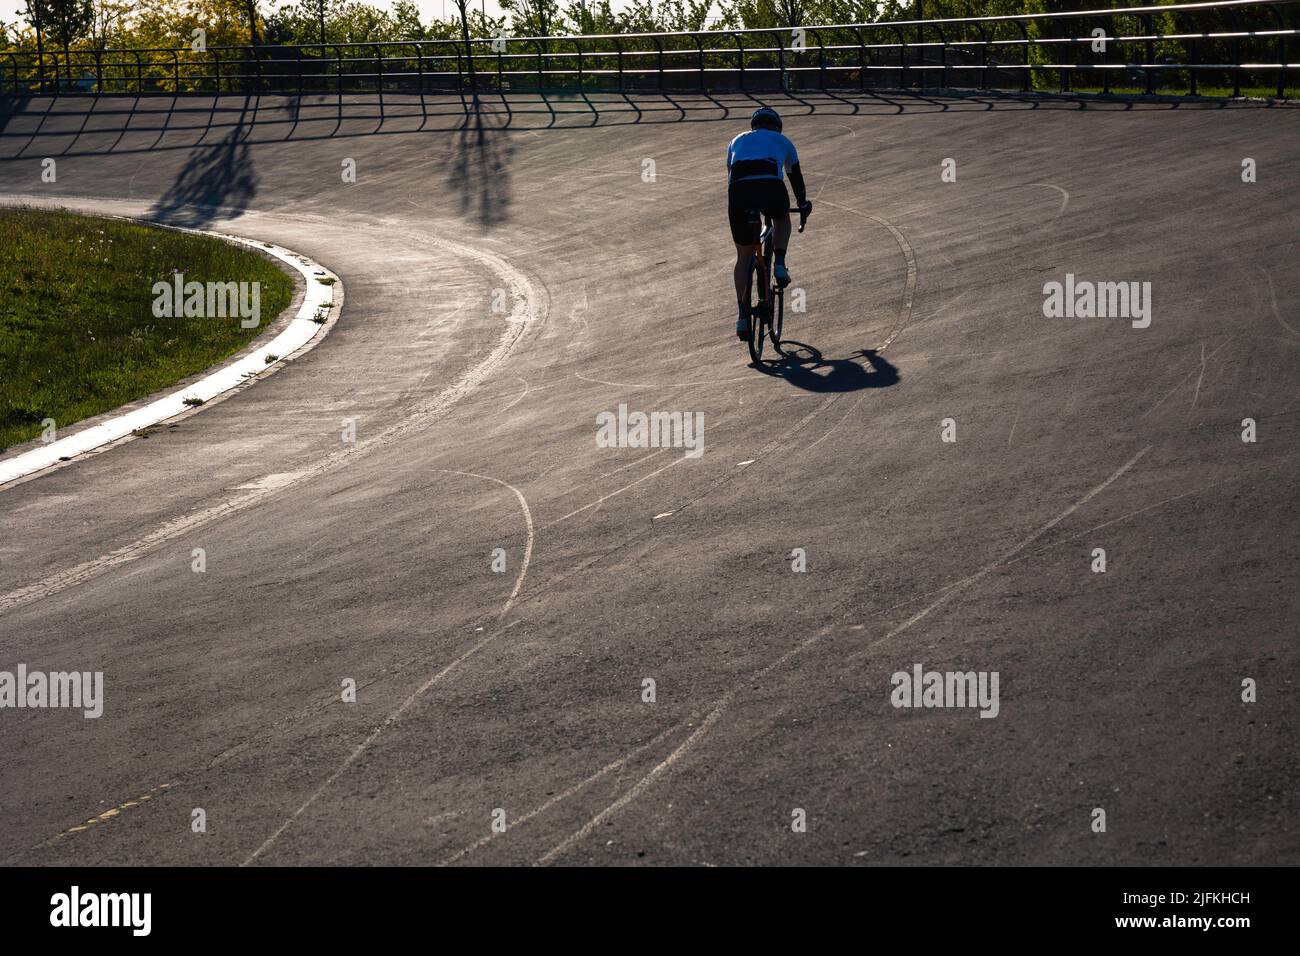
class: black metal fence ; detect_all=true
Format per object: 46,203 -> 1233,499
3,0 -> 1297,99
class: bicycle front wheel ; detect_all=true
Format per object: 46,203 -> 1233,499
747,297 -> 766,363
771,287 -> 784,352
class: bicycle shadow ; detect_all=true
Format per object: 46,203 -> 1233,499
756,342 -> 899,393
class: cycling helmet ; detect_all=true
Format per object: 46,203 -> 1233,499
750,106 -> 782,132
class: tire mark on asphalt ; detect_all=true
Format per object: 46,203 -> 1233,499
575,370 -> 754,388
1257,265 -> 1300,341
815,200 -> 917,353
536,444 -> 1152,863
1140,337 -> 1235,419
440,723 -> 684,865
243,468 -> 534,865
1026,183 -> 1070,220
0,230 -> 541,615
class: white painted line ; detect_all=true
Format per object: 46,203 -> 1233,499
244,468 -> 535,866
536,445 -> 1154,864
0,226 -> 340,487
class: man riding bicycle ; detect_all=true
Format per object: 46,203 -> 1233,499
727,106 -> 812,339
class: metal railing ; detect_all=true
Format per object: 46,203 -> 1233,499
2,1 -> 1296,99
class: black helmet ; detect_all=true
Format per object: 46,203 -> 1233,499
750,106 -> 782,132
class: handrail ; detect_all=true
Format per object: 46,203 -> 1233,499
0,0 -> 1294,98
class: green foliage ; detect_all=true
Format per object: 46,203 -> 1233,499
24,0 -> 95,50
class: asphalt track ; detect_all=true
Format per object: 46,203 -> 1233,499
0,90 -> 1297,866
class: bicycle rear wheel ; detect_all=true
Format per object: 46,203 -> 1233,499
747,264 -> 767,364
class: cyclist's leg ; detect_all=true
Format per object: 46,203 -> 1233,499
728,186 -> 761,336
767,181 -> 794,285
733,241 -> 757,338
733,243 -> 755,304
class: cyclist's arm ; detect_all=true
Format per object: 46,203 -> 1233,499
788,162 -> 808,207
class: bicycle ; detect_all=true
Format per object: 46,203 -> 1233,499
743,202 -> 810,364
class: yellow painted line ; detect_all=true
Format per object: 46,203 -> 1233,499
56,782 -> 173,840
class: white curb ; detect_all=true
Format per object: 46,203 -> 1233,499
0,224 -> 341,487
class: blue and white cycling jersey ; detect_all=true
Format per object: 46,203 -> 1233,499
726,128 -> 800,185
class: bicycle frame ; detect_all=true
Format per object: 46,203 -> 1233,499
743,204 -> 808,363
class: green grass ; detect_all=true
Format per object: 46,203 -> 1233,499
0,208 -> 293,451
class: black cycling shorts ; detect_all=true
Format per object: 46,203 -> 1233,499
727,178 -> 790,245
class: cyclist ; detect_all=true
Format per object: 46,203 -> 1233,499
727,105 -> 811,339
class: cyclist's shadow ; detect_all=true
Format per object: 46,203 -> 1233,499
757,342 -> 899,392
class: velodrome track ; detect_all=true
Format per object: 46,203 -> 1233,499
0,90 -> 1297,865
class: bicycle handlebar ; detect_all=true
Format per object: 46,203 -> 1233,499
791,202 -> 812,233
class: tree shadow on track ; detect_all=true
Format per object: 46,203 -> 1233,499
448,93 -> 513,228
0,95 -> 34,137
756,342 -> 899,392
146,97 -> 258,228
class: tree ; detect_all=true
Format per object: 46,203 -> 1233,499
500,0 -> 561,37
89,0 -> 134,50
244,0 -> 260,44
562,0 -> 619,35
391,1 -> 430,40
23,0 -> 93,87
453,0 -> 476,88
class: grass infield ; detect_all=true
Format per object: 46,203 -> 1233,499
0,207 -> 293,451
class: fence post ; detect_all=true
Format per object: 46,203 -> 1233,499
1096,17 -> 1110,94
1016,20 -> 1030,92
416,43 -> 426,104
975,22 -> 989,90
812,28 -> 826,90
776,29 -> 786,91
934,23 -> 949,89
1142,13 -> 1154,94
889,25 -> 907,89
854,26 -> 866,91
733,32 -> 745,91
1271,4 -> 1288,98
1227,7 -> 1241,97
